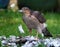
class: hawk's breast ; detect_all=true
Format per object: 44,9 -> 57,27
23,15 -> 40,29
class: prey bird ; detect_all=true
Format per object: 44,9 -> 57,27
19,7 -> 52,37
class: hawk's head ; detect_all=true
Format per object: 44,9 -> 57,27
19,7 -> 31,16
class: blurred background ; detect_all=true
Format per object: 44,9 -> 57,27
0,0 -> 60,12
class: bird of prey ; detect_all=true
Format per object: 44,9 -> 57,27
20,7 -> 52,37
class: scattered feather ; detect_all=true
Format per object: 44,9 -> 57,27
18,25 -> 25,33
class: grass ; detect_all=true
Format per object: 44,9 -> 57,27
0,10 -> 60,47
45,12 -> 60,37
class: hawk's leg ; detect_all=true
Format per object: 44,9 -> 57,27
36,31 -> 39,38
37,26 -> 44,38
29,29 -> 32,35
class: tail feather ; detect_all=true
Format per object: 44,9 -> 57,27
42,28 -> 53,37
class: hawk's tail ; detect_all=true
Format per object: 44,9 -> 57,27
42,28 -> 53,37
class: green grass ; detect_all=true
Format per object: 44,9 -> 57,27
44,12 -> 60,37
0,10 -> 60,47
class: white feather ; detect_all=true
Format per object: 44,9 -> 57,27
8,43 -> 17,47
43,23 -> 47,28
9,35 -> 16,42
21,41 -> 33,47
18,25 -> 25,33
1,40 -> 7,46
43,38 -> 60,47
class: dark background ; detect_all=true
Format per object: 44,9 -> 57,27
0,0 -> 60,12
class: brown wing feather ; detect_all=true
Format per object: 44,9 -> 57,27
32,11 -> 46,23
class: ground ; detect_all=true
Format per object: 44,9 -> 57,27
0,10 -> 60,47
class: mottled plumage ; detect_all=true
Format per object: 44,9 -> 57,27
31,11 -> 52,37
20,7 -> 52,37
23,13 -> 43,36
32,11 -> 46,23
